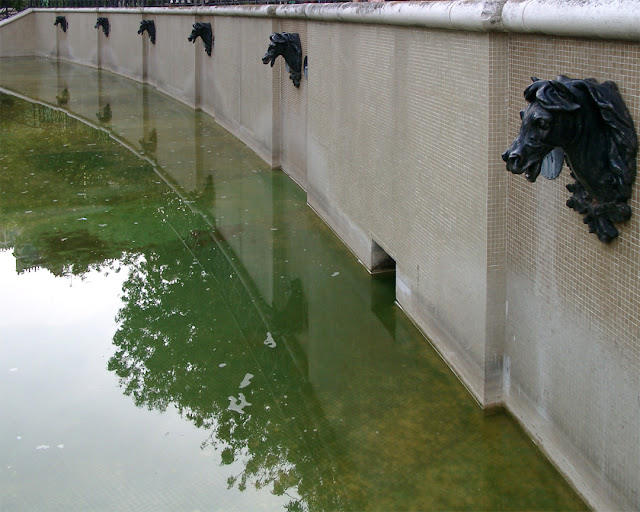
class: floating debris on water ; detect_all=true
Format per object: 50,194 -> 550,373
264,332 -> 276,348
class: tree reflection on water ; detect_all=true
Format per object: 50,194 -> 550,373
107,202 -> 342,511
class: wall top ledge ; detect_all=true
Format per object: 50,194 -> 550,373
26,0 -> 640,41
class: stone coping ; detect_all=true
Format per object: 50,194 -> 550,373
4,0 -> 640,40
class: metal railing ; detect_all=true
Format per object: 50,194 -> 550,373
1,0 -> 20,18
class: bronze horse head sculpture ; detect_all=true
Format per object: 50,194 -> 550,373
262,32 -> 303,88
95,17 -> 109,37
138,20 -> 155,45
54,16 -> 68,33
503,76 -> 637,243
188,22 -> 213,57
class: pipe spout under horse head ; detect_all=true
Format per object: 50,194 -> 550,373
503,75 -> 638,243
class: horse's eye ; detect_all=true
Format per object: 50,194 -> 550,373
536,119 -> 550,130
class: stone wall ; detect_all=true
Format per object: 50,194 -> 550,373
505,35 -> 640,511
0,10 -> 34,56
305,22 -> 501,408
1,3 -> 639,509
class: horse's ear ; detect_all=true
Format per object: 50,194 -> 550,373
531,76 -> 539,82
270,33 -> 286,44
545,80 -> 581,111
524,80 -> 544,102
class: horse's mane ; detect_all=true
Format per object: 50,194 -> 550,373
570,77 -> 638,188
527,76 -> 638,190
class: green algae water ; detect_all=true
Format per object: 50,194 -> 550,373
0,58 -> 586,511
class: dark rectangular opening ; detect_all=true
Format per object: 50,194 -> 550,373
370,240 -> 396,274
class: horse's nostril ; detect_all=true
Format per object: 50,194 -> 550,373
502,149 -> 523,170
509,153 -> 522,166
503,150 -> 521,163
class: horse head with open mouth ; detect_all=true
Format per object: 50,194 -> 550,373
262,32 -> 303,88
54,16 -> 68,33
138,20 -> 156,45
95,17 -> 109,37
503,75 -> 637,243
188,22 -> 213,57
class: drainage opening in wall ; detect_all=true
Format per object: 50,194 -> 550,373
370,240 -> 396,274
370,240 -> 397,335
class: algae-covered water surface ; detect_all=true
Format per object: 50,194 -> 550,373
0,58 -> 586,511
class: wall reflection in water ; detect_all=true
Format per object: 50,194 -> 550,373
0,58 -> 586,512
